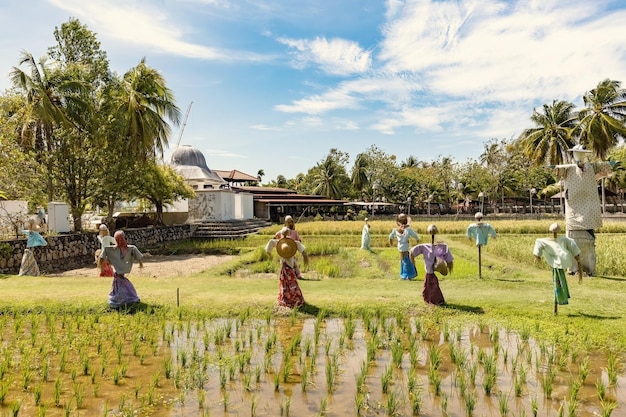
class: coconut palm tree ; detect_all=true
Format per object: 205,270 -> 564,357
109,57 -> 181,159
313,155 -> 345,199
10,51 -> 87,201
516,99 -> 578,166
578,78 -> 626,160
351,153 -> 370,198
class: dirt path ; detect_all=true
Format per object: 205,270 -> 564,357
48,254 -> 236,278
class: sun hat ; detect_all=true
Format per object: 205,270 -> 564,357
99,224 -> 109,231
101,235 -> 117,247
475,212 -> 484,220
276,237 -> 297,258
434,257 -> 449,276
549,222 -> 560,233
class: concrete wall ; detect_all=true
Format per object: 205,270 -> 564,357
0,225 -> 193,275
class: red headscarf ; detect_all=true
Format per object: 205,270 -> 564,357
114,231 -> 129,257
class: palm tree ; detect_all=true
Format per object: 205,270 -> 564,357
578,78 -> 626,160
516,100 -> 578,166
313,155 -> 343,199
110,58 -> 181,159
257,169 -> 265,183
351,153 -> 369,198
10,51 -> 86,201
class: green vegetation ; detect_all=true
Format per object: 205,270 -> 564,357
0,219 -> 625,415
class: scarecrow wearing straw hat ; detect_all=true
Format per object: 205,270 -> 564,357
409,224 -> 453,306
266,227 -> 309,309
533,222 -> 583,314
552,144 -> 613,277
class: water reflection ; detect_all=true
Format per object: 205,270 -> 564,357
167,316 -> 625,417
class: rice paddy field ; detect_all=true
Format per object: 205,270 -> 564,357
0,217 -> 625,416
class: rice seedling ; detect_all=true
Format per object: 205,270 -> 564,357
73,382 -> 85,409
600,398 -> 619,417
53,376 -> 62,407
381,365 -> 392,394
463,390 -> 477,417
386,389 -> 401,416
531,396 -> 539,417
33,382 -> 43,406
318,396 -> 328,416
596,378 -> 607,401
355,392 -> 366,416
280,395 -> 291,416
9,399 -> 21,416
251,394 -> 259,416
606,350 -> 621,387
540,366 -> 556,398
498,392 -> 510,416
197,389 -> 206,409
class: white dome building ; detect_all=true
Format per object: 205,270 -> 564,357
168,146 -> 253,222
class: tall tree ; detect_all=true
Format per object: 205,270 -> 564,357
132,161 -> 195,226
578,78 -> 626,159
516,100 -> 578,166
44,18 -> 108,231
10,52 -> 85,201
350,152 -> 370,198
312,151 -> 349,199
109,58 -> 181,160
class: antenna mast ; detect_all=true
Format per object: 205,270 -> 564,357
176,101 -> 193,147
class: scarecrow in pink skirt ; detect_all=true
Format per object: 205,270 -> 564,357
266,227 -> 308,308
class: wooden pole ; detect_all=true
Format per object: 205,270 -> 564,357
478,245 -> 482,279
177,288 -> 180,307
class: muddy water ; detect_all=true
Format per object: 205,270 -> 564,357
0,314 -> 624,416
168,317 -> 625,417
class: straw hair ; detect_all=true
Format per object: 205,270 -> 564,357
549,222 -> 560,233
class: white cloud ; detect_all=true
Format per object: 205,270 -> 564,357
47,0 -> 267,61
204,148 -> 247,158
278,36 -> 371,76
250,124 -> 282,131
274,88 -> 361,114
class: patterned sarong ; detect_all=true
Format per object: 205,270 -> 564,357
18,249 -> 40,276
109,273 -> 140,309
278,263 -> 304,308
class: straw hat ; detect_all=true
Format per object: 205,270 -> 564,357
475,212 -> 484,220
276,237 -> 297,258
101,236 -> 117,247
434,258 -> 449,276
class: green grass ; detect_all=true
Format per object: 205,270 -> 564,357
1,218 -> 626,353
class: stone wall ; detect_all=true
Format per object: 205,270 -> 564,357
0,225 -> 194,275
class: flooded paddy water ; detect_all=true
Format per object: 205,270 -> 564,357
0,311 -> 623,416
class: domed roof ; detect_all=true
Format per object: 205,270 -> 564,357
169,145 -> 226,185
170,145 -> 212,171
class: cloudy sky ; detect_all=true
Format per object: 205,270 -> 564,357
1,0 -> 625,182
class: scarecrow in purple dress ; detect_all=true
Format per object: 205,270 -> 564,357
99,231 -> 143,309
410,224 -> 453,306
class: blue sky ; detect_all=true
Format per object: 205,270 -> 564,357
1,0 -> 625,183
